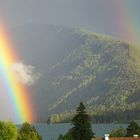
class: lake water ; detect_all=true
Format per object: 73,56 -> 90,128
34,123 -> 128,140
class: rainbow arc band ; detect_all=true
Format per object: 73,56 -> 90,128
0,24 -> 34,123
113,1 -> 140,45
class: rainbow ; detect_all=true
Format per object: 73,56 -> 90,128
112,0 -> 140,45
0,23 -> 34,123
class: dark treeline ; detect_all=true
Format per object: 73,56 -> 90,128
48,109 -> 140,124
93,109 -> 140,123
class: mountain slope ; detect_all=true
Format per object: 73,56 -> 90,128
10,24 -> 140,122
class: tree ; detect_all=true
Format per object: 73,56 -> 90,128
110,127 -> 127,137
71,102 -> 95,140
126,121 -> 140,137
17,122 -> 42,140
57,134 -> 64,140
0,121 -> 18,140
57,132 -> 73,140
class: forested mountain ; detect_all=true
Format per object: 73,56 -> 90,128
11,24 -> 140,123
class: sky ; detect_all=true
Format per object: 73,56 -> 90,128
0,0 -> 140,44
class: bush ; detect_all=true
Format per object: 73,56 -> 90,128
0,121 -> 18,140
110,127 -> 127,137
58,132 -> 73,140
17,122 -> 42,140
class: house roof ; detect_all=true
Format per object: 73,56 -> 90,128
92,138 -> 103,140
92,138 -> 140,140
110,138 -> 140,140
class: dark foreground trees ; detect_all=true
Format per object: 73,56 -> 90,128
110,121 -> 140,137
58,132 -> 73,140
126,121 -> 140,137
58,102 -> 94,140
71,102 -> 94,140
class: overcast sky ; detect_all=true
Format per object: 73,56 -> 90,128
0,0 -> 140,41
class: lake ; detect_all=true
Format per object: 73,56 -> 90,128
34,123 -> 128,140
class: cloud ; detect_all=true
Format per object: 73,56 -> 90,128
10,62 -> 40,86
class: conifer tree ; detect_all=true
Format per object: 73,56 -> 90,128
71,102 -> 95,140
126,121 -> 140,137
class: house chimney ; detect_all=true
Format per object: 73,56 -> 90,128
104,134 -> 109,140
133,134 -> 138,138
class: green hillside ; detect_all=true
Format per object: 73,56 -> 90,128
45,28 -> 140,123
11,25 -> 140,123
